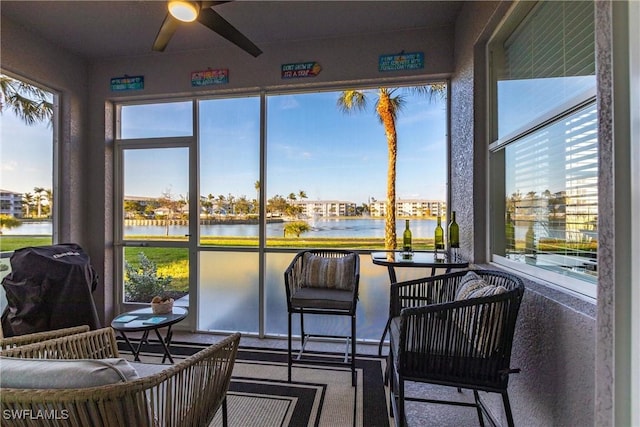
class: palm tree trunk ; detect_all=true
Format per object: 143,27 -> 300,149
377,92 -> 397,250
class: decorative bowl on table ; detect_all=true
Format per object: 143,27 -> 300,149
151,297 -> 174,314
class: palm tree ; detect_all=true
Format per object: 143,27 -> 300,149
44,188 -> 53,218
0,75 -> 53,126
33,187 -> 45,218
227,193 -> 235,215
216,194 -> 226,215
338,85 -> 445,249
22,192 -> 34,218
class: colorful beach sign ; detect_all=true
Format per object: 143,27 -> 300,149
110,75 -> 144,91
281,62 -> 322,79
378,52 -> 424,72
191,69 -> 229,87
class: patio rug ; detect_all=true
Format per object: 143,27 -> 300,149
116,339 -> 391,427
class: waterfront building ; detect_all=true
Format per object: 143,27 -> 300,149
0,189 -> 23,218
369,199 -> 446,218
293,200 -> 357,217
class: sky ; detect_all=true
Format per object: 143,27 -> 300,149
1,112 -> 53,194
2,87 -> 448,205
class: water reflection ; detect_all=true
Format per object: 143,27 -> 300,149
200,252 -> 429,341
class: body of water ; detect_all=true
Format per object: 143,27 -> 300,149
6,218 -> 541,240
9,218 -> 442,239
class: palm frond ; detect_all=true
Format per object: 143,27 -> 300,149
337,90 -> 368,114
410,84 -> 447,101
0,75 -> 53,126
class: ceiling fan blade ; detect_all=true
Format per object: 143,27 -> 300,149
152,13 -> 180,52
197,7 -> 262,57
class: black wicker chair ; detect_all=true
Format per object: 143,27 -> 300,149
388,269 -> 525,427
284,249 -> 360,386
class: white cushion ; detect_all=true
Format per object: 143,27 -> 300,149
0,357 -> 139,389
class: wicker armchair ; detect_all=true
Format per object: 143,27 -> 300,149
0,325 -> 90,350
0,327 -> 240,427
388,270 -> 525,427
284,249 -> 360,386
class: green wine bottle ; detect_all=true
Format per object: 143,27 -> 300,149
434,216 -> 444,250
402,219 -> 412,253
448,211 -> 459,249
505,211 -> 515,253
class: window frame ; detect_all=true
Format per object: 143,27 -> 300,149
487,1 -> 598,300
112,78 -> 451,335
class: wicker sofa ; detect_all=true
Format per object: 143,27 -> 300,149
0,325 -> 90,350
0,327 -> 240,427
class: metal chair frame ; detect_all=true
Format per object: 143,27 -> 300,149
284,249 -> 360,386
388,270 -> 525,427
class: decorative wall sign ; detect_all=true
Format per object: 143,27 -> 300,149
110,75 -> 144,91
281,62 -> 322,79
378,52 -> 424,72
191,69 -> 229,87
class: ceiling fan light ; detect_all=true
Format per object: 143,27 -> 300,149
168,1 -> 200,23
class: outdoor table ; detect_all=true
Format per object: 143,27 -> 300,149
371,250 -> 469,355
111,306 -> 188,363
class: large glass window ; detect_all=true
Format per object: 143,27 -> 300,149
120,101 -> 192,139
489,1 -> 597,297
118,102 -> 193,308
0,74 -> 55,312
198,97 -> 260,247
115,84 -> 449,337
266,87 -> 447,250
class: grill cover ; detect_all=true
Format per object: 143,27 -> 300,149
1,243 -> 101,337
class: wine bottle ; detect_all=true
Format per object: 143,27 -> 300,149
434,216 -> 444,250
505,211 -> 515,253
402,220 -> 412,253
448,211 -> 459,249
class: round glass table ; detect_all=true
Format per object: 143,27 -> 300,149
111,306 -> 188,363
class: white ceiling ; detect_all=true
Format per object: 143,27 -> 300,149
1,1 -> 464,60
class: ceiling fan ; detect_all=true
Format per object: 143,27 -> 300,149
152,1 -> 262,57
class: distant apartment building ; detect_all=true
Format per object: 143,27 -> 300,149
294,200 -> 357,217
370,199 -> 446,218
0,190 -> 23,218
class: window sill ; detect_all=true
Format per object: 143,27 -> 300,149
476,262 -> 596,319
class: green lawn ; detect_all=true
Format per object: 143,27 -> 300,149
0,236 -> 53,252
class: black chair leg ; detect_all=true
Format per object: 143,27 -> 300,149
351,314 -> 356,386
397,375 -> 406,427
502,391 -> 515,427
222,396 -> 228,427
287,312 -> 292,382
388,352 -> 394,419
473,390 -> 485,427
